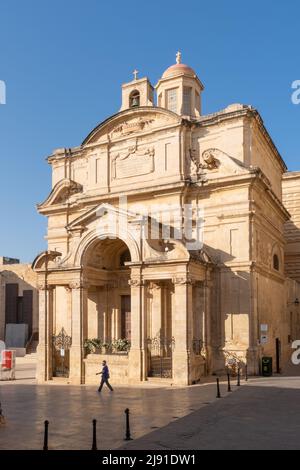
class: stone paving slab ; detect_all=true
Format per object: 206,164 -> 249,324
120,377 -> 300,450
0,379 -> 234,450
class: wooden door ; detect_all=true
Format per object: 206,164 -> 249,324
121,296 -> 131,340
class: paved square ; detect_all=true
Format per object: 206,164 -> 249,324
2,359 -> 300,450
0,360 -> 233,450
121,376 -> 300,450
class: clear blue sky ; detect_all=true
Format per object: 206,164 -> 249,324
0,0 -> 299,262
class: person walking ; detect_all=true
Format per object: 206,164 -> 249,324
97,360 -> 114,392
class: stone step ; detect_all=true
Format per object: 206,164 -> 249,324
146,377 -> 174,387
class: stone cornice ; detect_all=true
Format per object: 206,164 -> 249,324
283,171 -> 300,181
252,262 -> 286,284
192,168 -> 290,221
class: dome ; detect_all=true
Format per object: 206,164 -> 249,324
162,63 -> 196,79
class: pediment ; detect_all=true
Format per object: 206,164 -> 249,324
38,179 -> 83,210
66,203 -> 140,232
82,107 -> 182,146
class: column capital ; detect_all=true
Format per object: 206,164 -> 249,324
128,278 -> 144,287
37,283 -> 55,291
69,281 -> 90,290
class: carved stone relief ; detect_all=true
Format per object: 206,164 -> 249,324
109,117 -> 154,139
189,147 -> 246,180
112,141 -> 155,179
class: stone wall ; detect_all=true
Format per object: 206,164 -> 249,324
283,172 -> 300,282
84,353 -> 129,385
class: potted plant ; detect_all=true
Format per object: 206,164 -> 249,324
84,338 -> 103,355
111,339 -> 131,354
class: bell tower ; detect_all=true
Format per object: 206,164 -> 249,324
120,70 -> 154,111
155,52 -> 204,117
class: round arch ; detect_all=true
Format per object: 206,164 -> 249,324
74,228 -> 141,267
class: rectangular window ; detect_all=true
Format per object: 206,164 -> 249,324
5,284 -> 18,325
166,88 -> 178,113
195,91 -> 200,112
183,87 -> 192,115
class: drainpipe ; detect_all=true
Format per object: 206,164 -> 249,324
44,254 -> 48,381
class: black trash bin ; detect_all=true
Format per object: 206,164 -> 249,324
261,357 -> 273,377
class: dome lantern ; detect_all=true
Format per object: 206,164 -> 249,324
155,52 -> 204,117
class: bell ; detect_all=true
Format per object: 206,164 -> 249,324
131,96 -> 139,107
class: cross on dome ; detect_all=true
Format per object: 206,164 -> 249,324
176,51 -> 182,64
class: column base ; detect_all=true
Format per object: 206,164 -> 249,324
69,349 -> 84,385
246,347 -> 261,376
172,351 -> 190,386
36,343 -> 52,382
128,349 -> 144,382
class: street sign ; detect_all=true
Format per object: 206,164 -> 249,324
261,324 -> 268,332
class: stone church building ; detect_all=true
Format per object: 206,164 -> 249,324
33,54 -> 300,385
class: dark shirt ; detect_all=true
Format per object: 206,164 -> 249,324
102,365 -> 110,380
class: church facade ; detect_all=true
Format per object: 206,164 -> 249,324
33,54 -> 300,385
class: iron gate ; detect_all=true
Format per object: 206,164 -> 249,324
147,335 -> 175,379
52,328 -> 72,378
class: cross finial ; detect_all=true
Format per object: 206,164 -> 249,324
176,51 -> 182,64
133,69 -> 139,81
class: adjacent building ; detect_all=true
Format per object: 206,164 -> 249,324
0,257 -> 39,353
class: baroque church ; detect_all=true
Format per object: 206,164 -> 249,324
33,53 -> 300,385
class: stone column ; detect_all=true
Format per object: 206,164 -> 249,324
163,283 -> 172,339
103,284 -> 112,343
171,275 -> 194,385
69,281 -> 88,385
202,277 -> 212,373
247,267 -> 260,375
36,283 -> 54,383
150,282 -> 162,338
128,273 -> 147,382
204,271 -> 220,373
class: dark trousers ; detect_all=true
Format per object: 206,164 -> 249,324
98,378 -> 113,392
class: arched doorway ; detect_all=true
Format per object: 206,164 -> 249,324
82,238 -> 132,348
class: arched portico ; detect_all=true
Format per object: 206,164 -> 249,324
34,221 -> 212,386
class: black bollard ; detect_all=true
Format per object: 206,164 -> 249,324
91,419 -> 98,451
43,420 -> 49,451
245,365 -> 248,381
124,408 -> 133,441
237,368 -> 241,386
216,378 -> 221,398
227,373 -> 232,392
